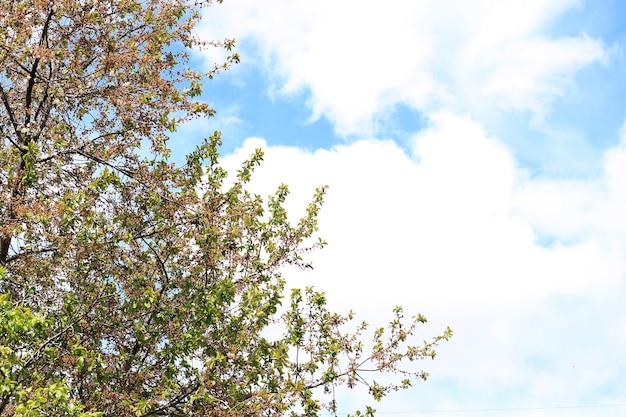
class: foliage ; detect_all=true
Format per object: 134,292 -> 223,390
0,0 -> 451,416
0,284 -> 102,417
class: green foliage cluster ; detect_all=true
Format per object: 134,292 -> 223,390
0,285 -> 101,417
0,0 -> 451,416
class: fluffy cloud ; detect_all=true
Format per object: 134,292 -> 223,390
197,0 -> 608,135
221,114 -> 624,311
219,113 -> 626,413
514,123 -> 626,249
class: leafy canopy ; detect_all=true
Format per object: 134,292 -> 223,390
0,0 -> 451,416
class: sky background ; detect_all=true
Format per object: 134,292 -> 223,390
181,0 -> 626,415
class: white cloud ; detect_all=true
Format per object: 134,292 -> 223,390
222,114 -> 623,312
474,35 -> 607,115
197,0 -> 608,135
219,112 -> 626,414
514,122 -> 626,249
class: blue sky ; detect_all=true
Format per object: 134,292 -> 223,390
180,1 -> 626,415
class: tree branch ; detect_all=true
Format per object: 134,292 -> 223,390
0,84 -> 23,146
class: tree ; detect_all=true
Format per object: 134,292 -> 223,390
0,0 -> 451,416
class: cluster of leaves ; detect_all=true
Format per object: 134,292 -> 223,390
0,0 -> 451,416
0,286 -> 101,417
